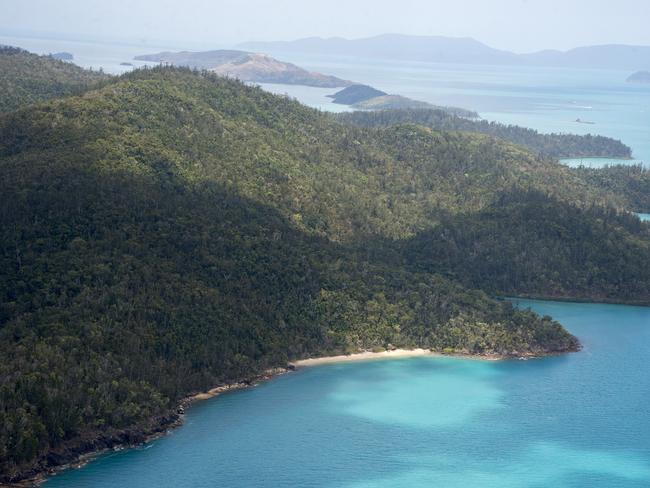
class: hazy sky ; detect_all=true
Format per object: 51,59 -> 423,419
2,0 -> 649,52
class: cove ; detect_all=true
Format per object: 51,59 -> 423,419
44,299 -> 650,487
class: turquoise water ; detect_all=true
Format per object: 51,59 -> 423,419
638,213 -> 650,222
45,299 -> 650,487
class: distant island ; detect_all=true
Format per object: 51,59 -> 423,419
328,84 -> 477,115
134,49 -> 352,88
239,34 -> 650,71
328,84 -> 386,104
627,71 -> 650,84
353,94 -> 435,110
49,51 -> 73,60
120,61 -> 134,66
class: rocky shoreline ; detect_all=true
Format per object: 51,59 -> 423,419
0,367 -> 293,487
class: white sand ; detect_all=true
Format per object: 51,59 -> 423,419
290,348 -> 437,367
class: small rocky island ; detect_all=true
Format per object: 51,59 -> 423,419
627,71 -> 650,84
328,84 -> 387,104
328,83 -> 436,109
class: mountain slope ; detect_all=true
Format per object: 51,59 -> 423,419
0,46 -> 108,112
0,67 -> 590,481
404,190 -> 650,302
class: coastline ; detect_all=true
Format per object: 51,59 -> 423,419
5,347 -> 543,487
289,348 -> 511,367
504,293 -> 650,308
290,348 -> 435,366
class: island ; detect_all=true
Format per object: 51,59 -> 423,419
120,61 -> 134,66
49,51 -> 73,60
353,94 -> 435,110
627,71 -> 650,84
134,49 -> 352,88
328,84 -> 477,115
327,84 -> 387,104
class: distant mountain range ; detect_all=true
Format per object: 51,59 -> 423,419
239,34 -> 650,71
134,50 -> 352,88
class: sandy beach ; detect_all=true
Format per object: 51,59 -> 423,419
189,348 -> 512,402
290,348 -> 438,367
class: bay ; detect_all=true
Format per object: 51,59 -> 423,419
45,299 -> 650,488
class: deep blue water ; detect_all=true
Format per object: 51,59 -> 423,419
45,299 -> 650,487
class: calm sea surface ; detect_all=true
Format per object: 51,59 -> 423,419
45,299 -> 650,488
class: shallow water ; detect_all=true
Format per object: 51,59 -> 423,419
45,299 -> 650,487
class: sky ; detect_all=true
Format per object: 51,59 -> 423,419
2,0 -> 649,53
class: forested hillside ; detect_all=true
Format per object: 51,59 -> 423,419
1,66 -> 648,482
572,164 -> 650,213
335,108 -> 632,159
0,46 -> 108,112
404,190 -> 650,302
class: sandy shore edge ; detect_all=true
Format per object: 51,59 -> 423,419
290,348 -> 439,367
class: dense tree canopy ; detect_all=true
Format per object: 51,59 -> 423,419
0,46 -> 108,113
572,164 -> 650,213
335,108 -> 632,159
